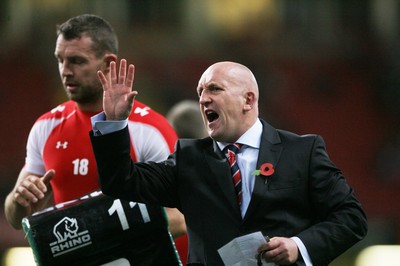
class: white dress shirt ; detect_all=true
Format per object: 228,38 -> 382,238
217,118 -> 312,266
217,118 -> 262,218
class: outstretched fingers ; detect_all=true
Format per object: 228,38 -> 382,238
99,59 -> 138,120
98,59 -> 135,91
110,60 -> 117,85
118,59 -> 127,85
122,62 -> 136,103
97,70 -> 109,91
126,63 -> 135,89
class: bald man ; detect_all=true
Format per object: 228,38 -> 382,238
90,60 -> 367,265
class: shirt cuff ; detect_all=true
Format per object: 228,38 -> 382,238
291,236 -> 313,266
91,112 -> 128,136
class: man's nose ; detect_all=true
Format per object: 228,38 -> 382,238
199,91 -> 211,105
60,62 -> 73,76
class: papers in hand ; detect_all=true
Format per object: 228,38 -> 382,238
218,231 -> 276,266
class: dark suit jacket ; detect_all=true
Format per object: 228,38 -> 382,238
90,119 -> 367,266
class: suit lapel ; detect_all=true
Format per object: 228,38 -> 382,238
203,140 -> 242,217
243,120 -> 283,221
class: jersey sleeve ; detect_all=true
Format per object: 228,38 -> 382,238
25,122 -> 46,175
128,120 -> 177,162
25,119 -> 61,176
128,103 -> 178,162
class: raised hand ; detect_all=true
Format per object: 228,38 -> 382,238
97,59 -> 138,120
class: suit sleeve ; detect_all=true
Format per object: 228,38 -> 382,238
90,126 -> 178,208
296,135 -> 367,266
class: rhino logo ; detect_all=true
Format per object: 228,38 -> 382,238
49,216 -> 92,257
53,217 -> 79,242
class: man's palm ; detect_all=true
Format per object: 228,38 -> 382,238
97,59 -> 137,120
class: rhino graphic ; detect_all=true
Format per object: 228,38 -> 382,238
53,217 -> 79,242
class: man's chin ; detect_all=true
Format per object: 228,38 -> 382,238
68,94 -> 88,103
68,95 -> 80,102
208,130 -> 222,142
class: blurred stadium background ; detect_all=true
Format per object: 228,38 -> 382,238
1,0 -> 400,265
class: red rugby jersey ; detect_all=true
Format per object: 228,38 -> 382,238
25,100 -> 177,203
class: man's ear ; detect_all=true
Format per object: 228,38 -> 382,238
243,92 -> 256,111
103,53 -> 117,69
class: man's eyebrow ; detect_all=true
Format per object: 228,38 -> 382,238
206,82 -> 221,89
211,83 -> 226,92
197,82 -> 221,93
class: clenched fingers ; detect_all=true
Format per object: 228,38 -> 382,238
258,237 -> 299,265
14,174 -> 52,207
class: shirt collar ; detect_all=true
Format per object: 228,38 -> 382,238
217,118 -> 263,151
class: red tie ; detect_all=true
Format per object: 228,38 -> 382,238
226,144 -> 243,206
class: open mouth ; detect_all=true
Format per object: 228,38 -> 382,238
205,110 -> 219,123
65,82 -> 78,92
65,79 -> 77,88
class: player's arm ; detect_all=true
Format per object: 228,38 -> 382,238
165,207 -> 186,239
4,168 -> 54,229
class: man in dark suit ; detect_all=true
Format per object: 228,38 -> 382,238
90,59 -> 367,265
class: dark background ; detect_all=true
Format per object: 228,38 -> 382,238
1,1 -> 400,265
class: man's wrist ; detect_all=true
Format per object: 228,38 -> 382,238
91,112 -> 128,135
291,236 -> 313,266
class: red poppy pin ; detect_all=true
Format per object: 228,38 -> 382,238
252,163 -> 275,177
